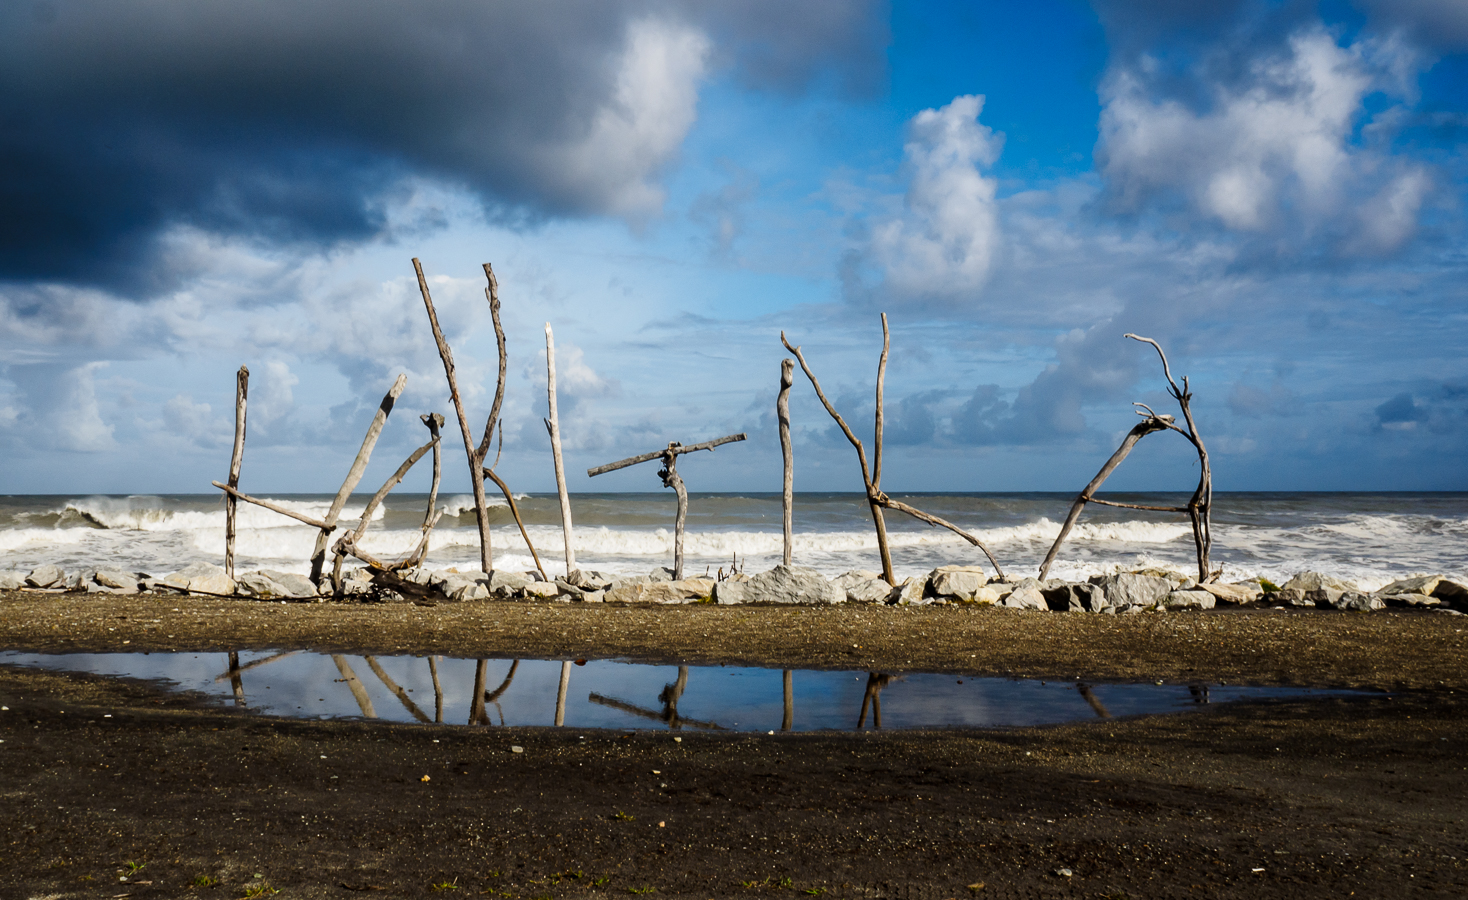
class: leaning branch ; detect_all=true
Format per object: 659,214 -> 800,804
212,482 -> 331,530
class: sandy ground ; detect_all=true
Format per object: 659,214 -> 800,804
2,592 -> 1466,898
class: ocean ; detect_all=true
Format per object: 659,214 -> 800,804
1,492 -> 1464,591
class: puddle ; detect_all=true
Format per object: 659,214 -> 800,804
0,651 -> 1359,732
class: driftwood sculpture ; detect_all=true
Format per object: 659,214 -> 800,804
1037,333 -> 1214,583
587,433 -> 747,580
214,373 -> 410,588
781,316 -> 1006,584
414,259 -> 543,576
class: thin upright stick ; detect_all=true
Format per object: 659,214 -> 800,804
778,359 -> 794,567
555,660 -> 571,727
545,324 -> 576,576
399,413 -> 445,570
310,374 -> 408,586
414,258 -> 494,573
484,466 -> 548,581
225,366 -> 248,579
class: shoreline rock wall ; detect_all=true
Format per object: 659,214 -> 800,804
3,562 -> 1466,615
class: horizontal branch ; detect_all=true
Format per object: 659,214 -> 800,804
211,482 -> 332,531
587,433 -> 747,477
877,495 -> 1006,580
1086,497 -> 1189,512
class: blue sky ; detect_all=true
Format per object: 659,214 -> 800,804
1,0 -> 1465,495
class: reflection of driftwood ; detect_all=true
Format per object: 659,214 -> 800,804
1077,683 -> 1110,719
213,649 -> 298,683
364,656 -> 430,724
1038,334 -> 1214,582
782,320 -> 1006,582
1189,683 -> 1210,704
555,660 -> 571,727
469,659 -> 519,726
224,366 -> 248,579
782,669 -> 793,732
857,673 -> 892,730
588,665 -> 725,730
227,651 -> 245,706
309,375 -> 408,586
487,660 -> 519,703
587,435 -> 747,580
545,324 -> 576,575
333,656 -> 377,719
778,359 -> 794,567
429,656 -> 444,724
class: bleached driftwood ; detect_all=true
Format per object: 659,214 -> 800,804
545,324 -> 576,576
483,461 -> 548,581
309,374 -> 408,586
225,366 -> 248,579
781,318 -> 1006,583
778,358 -> 794,567
211,483 -> 331,530
1036,334 -> 1214,583
413,259 -> 506,573
587,433 -> 747,580
329,419 -> 441,589
399,412 -> 446,570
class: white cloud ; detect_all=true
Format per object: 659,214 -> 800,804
11,363 -> 118,453
1097,26 -> 1431,253
553,17 -> 711,220
870,94 -> 1004,298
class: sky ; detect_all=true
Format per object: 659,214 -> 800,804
1,0 -> 1465,496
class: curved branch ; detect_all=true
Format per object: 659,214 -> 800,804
876,494 -> 1006,580
1125,333 -> 1184,400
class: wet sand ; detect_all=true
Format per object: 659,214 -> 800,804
2,593 -> 1466,897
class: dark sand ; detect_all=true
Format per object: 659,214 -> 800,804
2,592 -> 1465,898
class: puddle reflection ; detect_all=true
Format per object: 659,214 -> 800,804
0,651 -> 1354,732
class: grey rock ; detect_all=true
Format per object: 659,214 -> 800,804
927,566 -> 987,600
25,565 -> 66,588
1330,591 -> 1384,612
554,579 -> 586,600
260,570 -> 318,598
741,565 -> 843,605
1379,574 -> 1441,596
1039,581 -> 1089,612
1198,582 -> 1261,605
1002,578 -> 1048,610
1164,590 -> 1216,610
1270,587 -> 1312,607
398,568 -> 435,586
641,578 -> 714,604
447,580 -> 491,601
0,570 -> 26,590
1378,592 -> 1439,608
1097,573 -> 1173,611
1433,579 -> 1468,609
168,562 -> 236,596
845,577 -> 894,604
888,577 -> 927,606
566,569 -> 615,591
488,570 -> 533,598
1282,571 -> 1358,603
523,581 -> 559,599
236,571 -> 286,599
970,584 -> 1002,605
712,580 -> 749,605
608,574 -> 649,592
94,569 -> 141,592
648,566 -> 676,583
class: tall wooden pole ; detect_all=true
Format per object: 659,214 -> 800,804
778,359 -> 794,567
545,324 -> 576,576
224,366 -> 248,579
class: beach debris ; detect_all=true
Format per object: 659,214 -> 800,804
781,315 -> 1006,584
1040,334 -> 1215,583
587,433 -> 748,580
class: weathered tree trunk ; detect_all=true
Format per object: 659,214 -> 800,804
310,374 -> 407,586
545,324 -> 577,576
331,428 -> 439,590
659,451 -> 690,580
225,366 -> 248,579
778,358 -> 794,567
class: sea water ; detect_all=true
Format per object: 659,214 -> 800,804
1,492 -> 1465,590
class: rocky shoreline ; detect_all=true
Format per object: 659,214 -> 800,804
5,560 -> 1466,615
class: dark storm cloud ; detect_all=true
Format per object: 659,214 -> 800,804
0,0 -> 885,293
